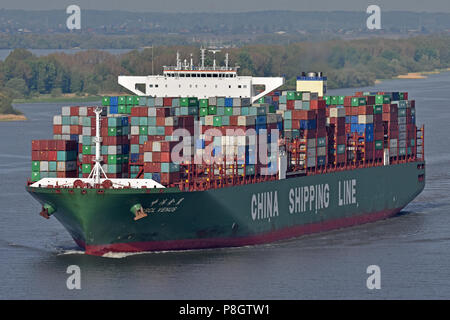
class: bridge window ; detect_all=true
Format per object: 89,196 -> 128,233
238,85 -> 242,88
201,74 -> 206,78
207,74 -> 212,78
149,84 -> 153,88
213,74 -> 218,78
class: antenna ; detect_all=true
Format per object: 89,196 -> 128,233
209,49 -> 221,70
176,51 -> 181,70
200,47 -> 206,69
190,53 -> 193,70
225,53 -> 229,69
88,106 -> 108,185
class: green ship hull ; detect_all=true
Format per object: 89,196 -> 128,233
26,161 -> 425,256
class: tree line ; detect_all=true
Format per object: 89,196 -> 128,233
1,35 -> 450,114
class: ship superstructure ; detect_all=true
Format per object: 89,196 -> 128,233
118,48 -> 284,103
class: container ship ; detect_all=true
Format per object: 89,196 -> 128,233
26,49 -> 425,256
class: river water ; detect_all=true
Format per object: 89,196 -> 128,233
0,72 -> 449,299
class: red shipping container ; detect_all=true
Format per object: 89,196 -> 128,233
163,97 -> 172,107
31,140 -> 40,151
40,140 -> 49,151
130,135 -> 139,145
156,108 -> 171,117
160,141 -> 178,152
358,105 -> 373,115
144,162 -> 161,173
160,152 -> 171,162
48,151 -> 57,161
179,116 -> 195,127
336,135 -> 346,145
131,107 -> 140,117
367,96 -> 375,105
156,117 -> 165,126
286,100 -> 295,110
70,106 -> 79,116
87,107 -> 95,117
32,151 -> 40,161
344,97 -> 353,107
229,116 -> 238,126
152,152 -> 161,162
53,125 -> 62,135
160,172 -> 180,185
39,151 -> 49,160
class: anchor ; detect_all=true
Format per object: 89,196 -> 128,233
130,204 -> 147,221
40,203 -> 56,219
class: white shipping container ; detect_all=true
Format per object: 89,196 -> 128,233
165,117 -> 179,126
40,161 -> 49,172
358,115 -> 374,124
307,148 -> 316,158
278,104 -> 287,111
144,152 -> 152,162
53,115 -> 62,125
294,100 -> 303,109
62,125 -> 70,134
399,140 -> 407,148
302,92 -> 311,101
61,106 -> 71,116
399,132 -> 407,140
389,147 -> 398,157
232,108 -> 241,116
232,98 -> 242,107
131,126 -> 139,135
79,107 -> 87,116
61,134 -> 70,141
390,139 -> 398,148
148,108 -> 156,117
82,127 -> 91,136
238,115 -> 256,126
155,97 -> 164,106
330,107 -> 346,118
398,117 -> 406,124
307,157 -> 316,167
209,97 -> 217,106
307,139 -> 316,148
398,124 -> 407,132
317,146 -> 326,157
152,141 -> 161,152
205,115 -> 214,126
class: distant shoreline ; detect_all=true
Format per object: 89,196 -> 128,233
375,68 -> 450,84
0,114 -> 27,122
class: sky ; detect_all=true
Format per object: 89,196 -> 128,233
0,0 -> 449,13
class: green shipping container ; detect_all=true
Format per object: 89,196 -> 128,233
102,97 -> 110,106
126,96 -> 134,105
358,97 -> 367,106
82,164 -> 92,174
375,140 -> 383,150
32,161 -> 40,172
199,107 -> 208,116
213,116 -> 222,127
118,105 -> 127,114
199,99 -> 209,108
118,96 -> 126,105
31,172 -> 40,182
351,98 -> 359,107
373,105 -> 383,114
337,144 -> 345,154
225,107 -> 233,116
375,95 -> 384,104
286,91 -> 296,100
208,106 -> 217,115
